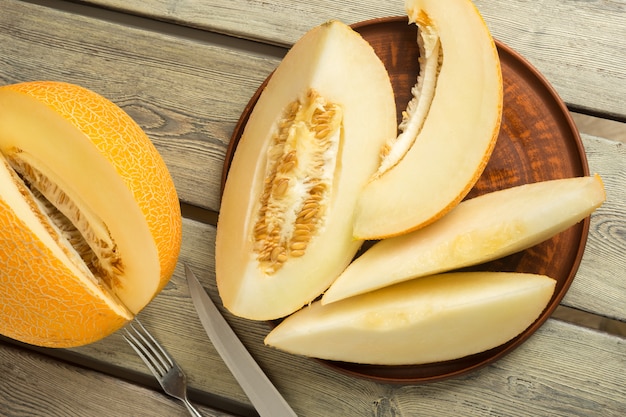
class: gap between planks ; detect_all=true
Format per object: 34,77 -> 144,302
24,0 -> 287,60
571,112 -> 626,144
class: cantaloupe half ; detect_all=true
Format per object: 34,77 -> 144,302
0,81 -> 182,347
353,0 -> 503,239
323,175 -> 605,304
266,271 -> 556,365
215,21 -> 397,320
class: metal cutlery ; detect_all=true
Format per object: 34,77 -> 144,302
124,319 -> 203,417
185,263 -> 297,417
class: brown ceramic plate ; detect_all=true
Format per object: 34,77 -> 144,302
222,16 -> 590,383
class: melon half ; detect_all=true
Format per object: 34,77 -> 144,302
0,81 -> 182,347
215,21 -> 397,320
353,0 -> 503,239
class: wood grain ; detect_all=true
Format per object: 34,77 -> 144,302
0,341 -> 234,417
564,134 -> 626,320
0,0 -> 280,212
80,0 -> 626,121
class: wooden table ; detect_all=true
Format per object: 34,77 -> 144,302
1,0 -> 624,415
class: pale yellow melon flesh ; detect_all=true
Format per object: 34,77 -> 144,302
265,271 -> 556,365
353,0 -> 503,239
215,20 -> 397,320
323,175 -> 605,304
0,89 -> 161,315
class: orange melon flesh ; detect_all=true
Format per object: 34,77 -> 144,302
353,0 -> 503,239
323,175 -> 605,304
266,271 -> 556,365
0,81 -> 182,347
216,21 -> 396,320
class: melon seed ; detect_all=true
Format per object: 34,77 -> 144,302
4,149 -> 123,290
252,89 -> 342,274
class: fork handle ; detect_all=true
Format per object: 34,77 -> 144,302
182,398 -> 203,417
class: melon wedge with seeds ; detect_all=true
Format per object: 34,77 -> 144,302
322,175 -> 605,305
353,0 -> 503,239
266,271 -> 556,365
0,81 -> 182,347
215,20 -> 397,320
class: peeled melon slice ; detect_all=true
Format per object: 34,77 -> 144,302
323,175 -> 605,304
215,21 -> 397,320
353,0 -> 503,239
0,81 -> 182,347
266,271 -> 556,365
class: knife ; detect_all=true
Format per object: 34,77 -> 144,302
184,264 -> 297,417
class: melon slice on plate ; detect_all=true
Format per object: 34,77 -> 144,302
353,0 -> 503,239
215,21 -> 397,320
266,271 -> 556,365
323,175 -> 605,304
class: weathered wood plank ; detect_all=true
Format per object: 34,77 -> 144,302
0,341 -> 235,417
80,0 -> 626,120
392,323 -> 625,417
57,212 -> 624,416
563,134 -> 626,320
7,319 -> 626,416
0,0 -> 281,212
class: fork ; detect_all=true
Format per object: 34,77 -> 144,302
124,319 -> 203,417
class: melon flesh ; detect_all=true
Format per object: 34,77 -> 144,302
265,271 -> 556,365
353,0 -> 503,239
215,20 -> 397,320
323,175 -> 605,304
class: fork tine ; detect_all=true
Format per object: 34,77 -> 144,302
124,319 -> 203,417
124,320 -> 170,377
134,319 -> 174,368
125,331 -> 164,379
135,319 -> 174,367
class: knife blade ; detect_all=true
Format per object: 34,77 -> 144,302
184,264 -> 297,417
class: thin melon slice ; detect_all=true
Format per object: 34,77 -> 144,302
266,271 -> 556,365
353,0 -> 503,239
323,175 -> 605,304
215,21 -> 397,320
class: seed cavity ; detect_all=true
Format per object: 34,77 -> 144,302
4,148 -> 123,291
376,24 -> 442,177
252,88 -> 343,274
